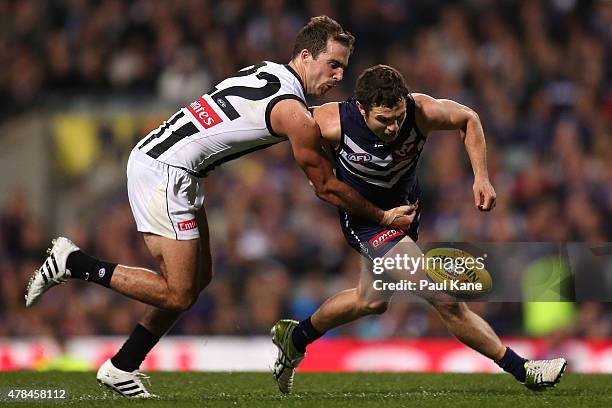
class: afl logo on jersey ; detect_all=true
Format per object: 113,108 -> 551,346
347,153 -> 372,163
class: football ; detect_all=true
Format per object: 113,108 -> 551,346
423,247 -> 492,299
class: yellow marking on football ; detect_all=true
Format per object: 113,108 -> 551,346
424,247 -> 492,299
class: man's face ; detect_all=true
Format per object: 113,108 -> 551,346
358,100 -> 407,143
304,38 -> 350,96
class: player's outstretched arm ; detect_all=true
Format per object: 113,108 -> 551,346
270,99 -> 416,228
413,93 -> 496,211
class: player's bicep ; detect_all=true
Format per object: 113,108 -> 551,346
414,94 -> 475,132
288,121 -> 335,189
312,102 -> 341,149
271,100 -> 335,188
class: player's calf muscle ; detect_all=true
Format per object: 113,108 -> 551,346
431,301 -> 469,320
109,265 -> 197,311
358,299 -> 389,315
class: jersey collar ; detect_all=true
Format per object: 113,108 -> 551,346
284,64 -> 306,95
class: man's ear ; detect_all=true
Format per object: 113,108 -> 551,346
356,101 -> 367,118
300,48 -> 313,63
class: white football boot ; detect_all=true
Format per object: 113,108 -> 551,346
96,359 -> 156,398
523,358 -> 567,390
25,237 -> 79,307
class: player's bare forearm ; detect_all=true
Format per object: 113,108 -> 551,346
415,94 -> 496,210
455,109 -> 496,210
295,141 -> 417,228
464,115 -> 496,210
322,182 -> 418,227
317,178 -> 384,220
415,95 -> 490,180
462,112 -> 489,181
300,152 -> 416,228
297,149 -> 384,222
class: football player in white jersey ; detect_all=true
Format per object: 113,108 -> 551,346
271,65 -> 566,393
25,17 -> 416,397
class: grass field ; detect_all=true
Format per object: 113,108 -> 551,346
0,371 -> 609,407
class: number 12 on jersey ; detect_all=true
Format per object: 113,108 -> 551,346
208,62 -> 281,120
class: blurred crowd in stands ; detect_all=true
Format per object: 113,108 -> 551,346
1,0 -> 611,339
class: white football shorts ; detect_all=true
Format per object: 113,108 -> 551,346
126,148 -> 205,240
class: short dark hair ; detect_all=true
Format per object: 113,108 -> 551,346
355,65 -> 409,114
292,15 -> 355,59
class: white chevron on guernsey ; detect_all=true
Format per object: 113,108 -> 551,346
339,158 -> 415,188
340,149 -> 414,176
341,136 -> 416,176
344,136 -> 393,164
343,127 -> 420,157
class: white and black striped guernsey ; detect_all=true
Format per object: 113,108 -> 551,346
335,95 -> 425,211
136,61 -> 306,177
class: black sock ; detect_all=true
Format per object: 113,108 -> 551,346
66,250 -> 116,287
496,347 -> 528,382
291,317 -> 323,353
111,324 -> 160,372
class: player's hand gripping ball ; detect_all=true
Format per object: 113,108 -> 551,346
424,247 -> 492,299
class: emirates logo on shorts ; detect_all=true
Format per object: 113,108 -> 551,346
178,219 -> 198,231
369,229 -> 405,248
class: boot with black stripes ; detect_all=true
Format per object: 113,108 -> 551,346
25,237 -> 79,307
96,358 -> 156,398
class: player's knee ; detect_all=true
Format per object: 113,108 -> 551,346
165,289 -> 199,312
358,300 -> 389,315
